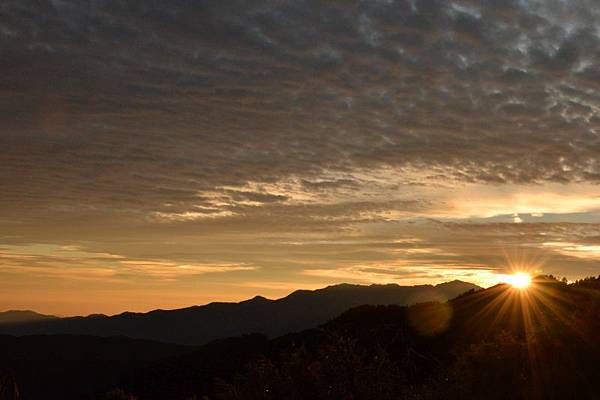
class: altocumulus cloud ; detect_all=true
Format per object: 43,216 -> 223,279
2,0 -> 600,220
2,0 -> 600,313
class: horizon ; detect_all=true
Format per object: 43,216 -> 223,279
1,278 -> 483,317
2,1 -> 600,316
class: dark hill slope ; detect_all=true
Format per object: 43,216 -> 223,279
123,276 -> 600,400
0,335 -> 190,400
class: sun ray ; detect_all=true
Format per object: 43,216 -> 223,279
503,272 -> 532,289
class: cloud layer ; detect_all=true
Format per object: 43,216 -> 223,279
2,0 -> 600,314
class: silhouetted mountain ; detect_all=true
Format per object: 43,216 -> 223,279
1,276 -> 599,400
0,310 -> 57,324
106,275 -> 600,400
0,281 -> 480,345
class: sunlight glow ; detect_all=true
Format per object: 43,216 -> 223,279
504,272 -> 532,289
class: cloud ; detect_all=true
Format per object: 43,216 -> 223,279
302,261 -> 502,287
3,0 -> 600,224
118,260 -> 256,280
542,241 -> 600,260
0,244 -> 257,282
2,1 -> 600,313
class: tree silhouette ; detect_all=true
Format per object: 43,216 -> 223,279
0,372 -> 19,400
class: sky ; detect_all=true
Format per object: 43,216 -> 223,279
2,0 -> 600,316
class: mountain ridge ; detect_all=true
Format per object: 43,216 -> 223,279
0,280 -> 481,345
0,310 -> 58,324
2,277 -> 598,399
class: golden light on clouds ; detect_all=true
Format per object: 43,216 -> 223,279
543,242 -> 600,260
4,0 -> 600,317
170,172 -> 600,223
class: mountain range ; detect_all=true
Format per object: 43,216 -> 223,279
0,280 -> 479,345
1,276 -> 598,400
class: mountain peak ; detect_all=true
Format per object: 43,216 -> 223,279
245,295 -> 270,303
436,279 -> 480,287
0,310 -> 58,324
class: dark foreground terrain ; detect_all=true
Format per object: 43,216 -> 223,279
1,276 -> 599,400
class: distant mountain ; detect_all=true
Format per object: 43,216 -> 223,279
0,310 -> 57,324
0,281 -> 480,345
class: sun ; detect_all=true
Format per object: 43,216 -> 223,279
504,272 -> 532,289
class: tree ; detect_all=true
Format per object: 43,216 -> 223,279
0,373 -> 19,400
